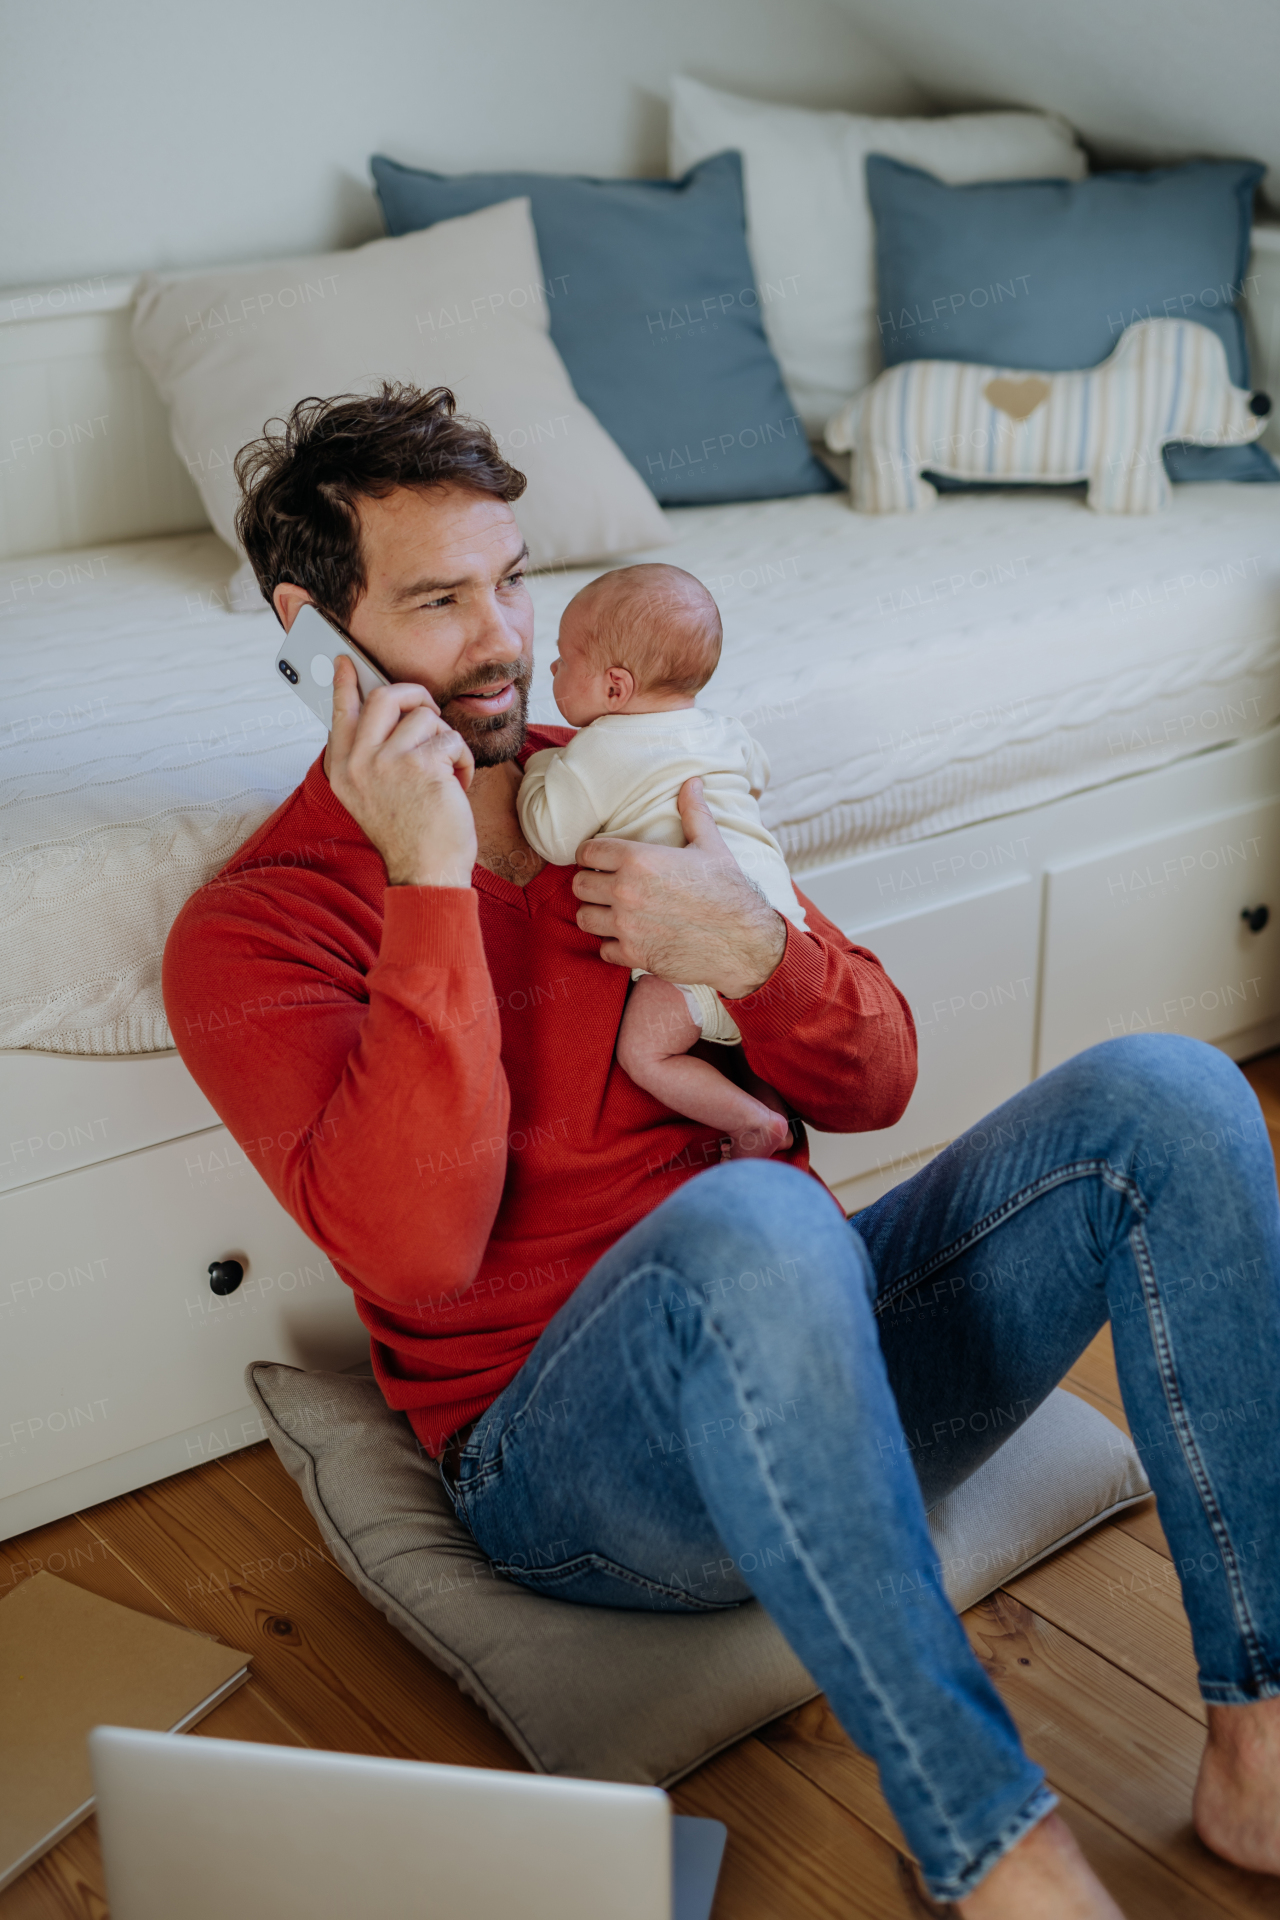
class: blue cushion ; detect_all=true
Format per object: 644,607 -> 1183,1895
866,155 -> 1277,486
371,151 -> 837,507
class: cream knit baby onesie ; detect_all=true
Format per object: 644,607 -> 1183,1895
518,709 -> 806,1044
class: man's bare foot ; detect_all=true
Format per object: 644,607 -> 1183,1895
954,1812 -> 1125,1917
727,1109 -> 792,1159
1194,1695 -> 1280,1873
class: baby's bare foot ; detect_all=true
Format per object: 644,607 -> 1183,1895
728,1111 -> 793,1159
1194,1697 -> 1280,1874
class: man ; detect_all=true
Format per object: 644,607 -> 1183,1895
165,384 -> 1280,1916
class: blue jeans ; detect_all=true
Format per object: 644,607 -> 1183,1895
442,1036 -> 1280,1902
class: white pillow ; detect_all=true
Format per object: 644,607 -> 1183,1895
132,198 -> 668,582
669,77 -> 1087,434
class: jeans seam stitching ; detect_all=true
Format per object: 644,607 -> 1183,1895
873,1159 -> 1116,1314
1128,1216 -> 1273,1687
485,1259 -> 681,1450
500,1551 -> 735,1610
454,1262 -> 692,1517
704,1303 -> 974,1859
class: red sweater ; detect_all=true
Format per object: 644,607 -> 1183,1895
163,733 -> 917,1452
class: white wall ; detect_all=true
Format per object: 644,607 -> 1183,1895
839,0 -> 1280,209
1,0 -> 926,287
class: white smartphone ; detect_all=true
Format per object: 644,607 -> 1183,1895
274,602 -> 390,729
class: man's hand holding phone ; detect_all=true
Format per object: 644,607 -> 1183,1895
326,655 -> 477,888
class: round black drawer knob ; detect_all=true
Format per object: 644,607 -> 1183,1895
208,1259 -> 245,1296
1242,904 -> 1270,933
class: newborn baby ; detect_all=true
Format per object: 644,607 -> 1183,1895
518,564 -> 807,1159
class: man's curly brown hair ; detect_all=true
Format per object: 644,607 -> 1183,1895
233,383 -> 527,627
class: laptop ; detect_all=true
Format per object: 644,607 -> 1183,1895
89,1726 -> 726,1920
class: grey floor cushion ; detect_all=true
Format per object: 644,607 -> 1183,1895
245,1363 -> 1149,1787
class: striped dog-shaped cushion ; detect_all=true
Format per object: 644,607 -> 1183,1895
827,319 -> 1269,513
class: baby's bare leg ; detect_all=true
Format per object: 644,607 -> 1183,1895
617,976 -> 792,1160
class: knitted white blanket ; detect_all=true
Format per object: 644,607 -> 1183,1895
3,490 -> 1278,1054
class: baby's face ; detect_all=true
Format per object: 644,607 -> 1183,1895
549,599 -> 614,727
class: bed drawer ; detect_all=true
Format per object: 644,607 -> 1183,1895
808,875 -> 1039,1190
0,1048 -> 217,1195
0,1127 -> 366,1504
1038,799 -> 1280,1074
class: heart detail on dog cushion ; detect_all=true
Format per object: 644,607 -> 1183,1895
984,375 -> 1051,420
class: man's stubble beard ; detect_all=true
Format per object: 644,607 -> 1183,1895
439,659 -> 532,767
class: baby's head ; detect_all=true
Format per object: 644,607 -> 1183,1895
550,564 -> 722,726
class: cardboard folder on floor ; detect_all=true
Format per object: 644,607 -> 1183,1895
0,1571 -> 250,1892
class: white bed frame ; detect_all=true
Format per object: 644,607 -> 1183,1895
3,241 -> 1280,1537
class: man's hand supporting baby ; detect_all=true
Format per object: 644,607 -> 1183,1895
572,777 -> 788,1000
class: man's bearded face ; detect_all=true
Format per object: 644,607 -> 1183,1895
436,657 -> 531,766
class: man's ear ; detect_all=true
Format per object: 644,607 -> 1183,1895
272,582 -> 315,633
605,665 -> 636,707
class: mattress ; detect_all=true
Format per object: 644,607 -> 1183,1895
3,485 -> 1279,1054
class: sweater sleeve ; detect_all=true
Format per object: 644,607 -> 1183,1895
724,886 -> 917,1134
516,744 -> 608,867
163,883 -> 509,1314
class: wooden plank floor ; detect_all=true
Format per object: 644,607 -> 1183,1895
6,1055 -> 1280,1918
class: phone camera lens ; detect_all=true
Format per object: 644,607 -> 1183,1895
278,659 -> 299,684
